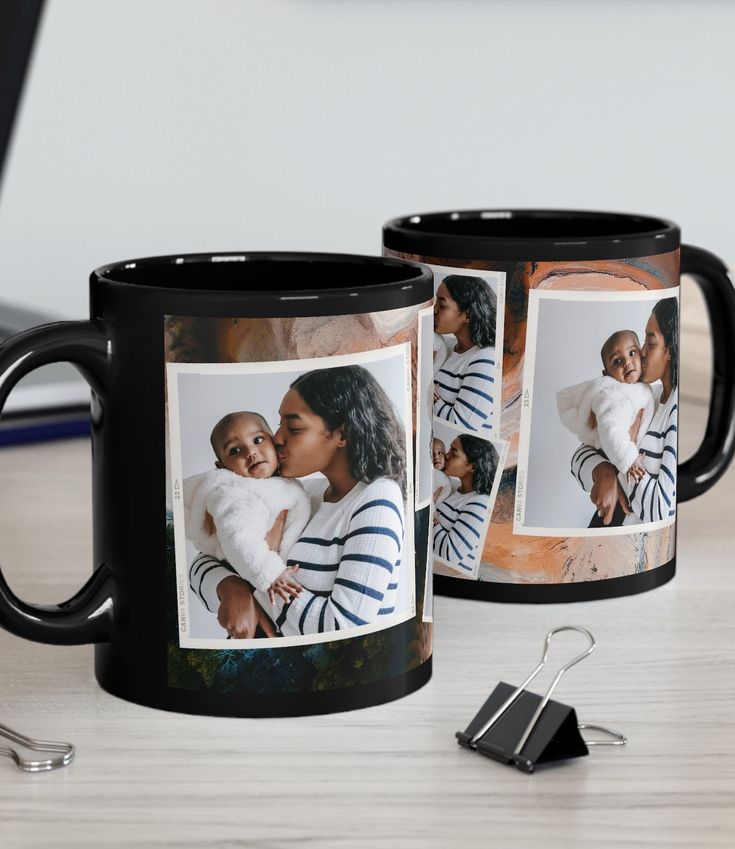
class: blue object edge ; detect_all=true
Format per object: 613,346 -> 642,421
0,417 -> 90,446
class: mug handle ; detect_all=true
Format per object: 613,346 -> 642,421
0,321 -> 115,643
678,245 -> 735,502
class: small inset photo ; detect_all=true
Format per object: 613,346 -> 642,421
167,343 -> 415,648
514,288 -> 679,536
431,420 -> 508,579
429,264 -> 506,436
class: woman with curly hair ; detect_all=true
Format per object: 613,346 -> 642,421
433,434 -> 499,574
191,364 -> 408,638
433,275 -> 498,434
571,296 -> 679,527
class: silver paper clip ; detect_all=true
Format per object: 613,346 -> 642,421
0,722 -> 74,772
457,626 -> 626,772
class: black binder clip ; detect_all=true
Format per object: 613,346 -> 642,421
456,626 -> 626,773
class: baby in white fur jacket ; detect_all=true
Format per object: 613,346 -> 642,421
557,330 -> 655,480
183,411 -> 311,604
432,437 -> 455,505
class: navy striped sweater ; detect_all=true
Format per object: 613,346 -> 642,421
433,344 -> 496,433
433,488 -> 490,572
571,387 -> 678,523
190,477 -> 405,636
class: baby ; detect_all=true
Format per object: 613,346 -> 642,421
434,332 -> 450,372
557,330 -> 655,482
432,437 -> 455,505
183,411 -> 311,604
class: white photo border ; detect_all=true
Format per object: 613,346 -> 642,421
513,286 -> 680,538
167,343 -> 416,649
422,510 -> 434,622
415,305 -> 435,510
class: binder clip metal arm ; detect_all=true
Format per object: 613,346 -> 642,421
0,722 -> 74,772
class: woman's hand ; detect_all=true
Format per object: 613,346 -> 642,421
216,575 -> 275,638
590,461 -> 630,525
265,509 -> 288,553
629,408 -> 644,443
433,486 -> 443,503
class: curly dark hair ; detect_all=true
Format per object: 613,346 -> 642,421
457,434 -> 499,495
443,275 -> 497,348
291,365 -> 407,497
652,297 -> 679,389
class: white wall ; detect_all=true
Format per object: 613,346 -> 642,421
1,0 -> 733,318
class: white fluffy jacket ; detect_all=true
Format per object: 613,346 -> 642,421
432,469 -> 455,505
556,376 -> 655,474
183,469 -> 311,592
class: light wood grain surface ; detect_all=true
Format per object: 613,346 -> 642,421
0,308 -> 733,849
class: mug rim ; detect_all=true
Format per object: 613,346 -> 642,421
383,208 -> 681,261
92,250 -> 433,299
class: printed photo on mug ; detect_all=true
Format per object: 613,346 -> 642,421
514,288 -> 679,537
431,420 -> 508,580
166,343 -> 416,648
430,265 -> 506,437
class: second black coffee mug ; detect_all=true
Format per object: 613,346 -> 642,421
384,209 -> 735,602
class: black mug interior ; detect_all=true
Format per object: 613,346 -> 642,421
383,209 -> 680,260
95,252 -> 429,294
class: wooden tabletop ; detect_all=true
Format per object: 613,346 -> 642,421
1,308 -> 733,847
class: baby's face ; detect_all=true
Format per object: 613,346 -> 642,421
604,334 -> 642,384
432,440 -> 446,470
214,415 -> 278,478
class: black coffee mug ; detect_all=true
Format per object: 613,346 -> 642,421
384,210 -> 735,602
0,252 -> 435,716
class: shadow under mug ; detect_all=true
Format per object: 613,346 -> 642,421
383,209 -> 735,602
0,252 -> 434,717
